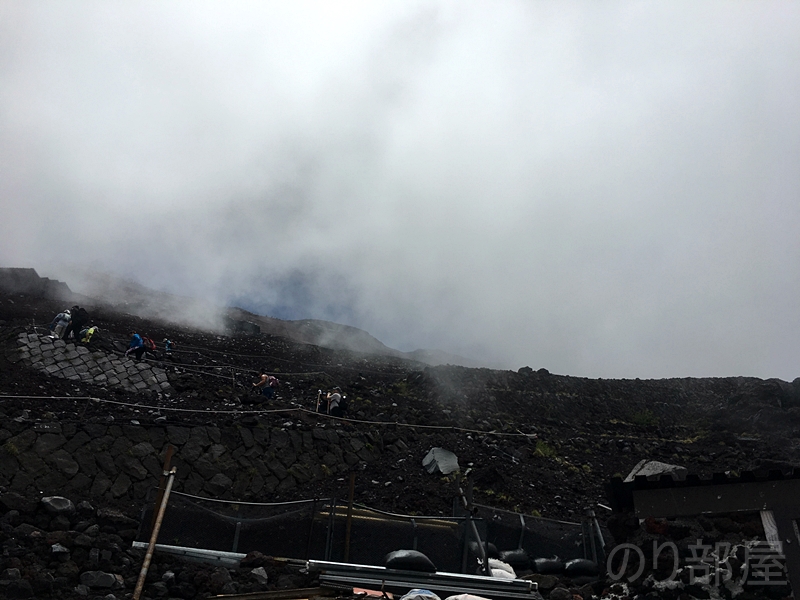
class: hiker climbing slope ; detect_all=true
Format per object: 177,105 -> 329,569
62,305 -> 89,343
125,332 -> 145,360
253,369 -> 280,400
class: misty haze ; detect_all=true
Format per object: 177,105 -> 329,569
1,1 -> 799,380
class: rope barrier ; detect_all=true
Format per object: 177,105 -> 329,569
168,491 -> 471,522
0,394 -> 690,443
170,491 -> 323,507
0,394 -> 539,437
0,394 -> 298,414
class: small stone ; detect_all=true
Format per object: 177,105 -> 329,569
548,587 -> 572,600
4,579 -> 34,598
79,571 -> 118,589
251,566 -> 269,585
74,534 -> 93,547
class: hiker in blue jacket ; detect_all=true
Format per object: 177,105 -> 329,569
125,332 -> 145,360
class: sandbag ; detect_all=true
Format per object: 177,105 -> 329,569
490,568 -> 516,580
564,558 -> 599,577
533,557 -> 564,574
468,541 -> 499,559
400,589 -> 441,600
488,559 -> 516,577
499,549 -> 530,571
385,550 -> 437,573
445,595 -> 492,600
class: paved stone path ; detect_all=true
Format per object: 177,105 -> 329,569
6,333 -> 171,393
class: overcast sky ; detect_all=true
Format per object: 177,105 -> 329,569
1,1 -> 799,380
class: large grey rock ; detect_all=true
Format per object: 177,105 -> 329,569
48,450 -> 80,477
41,496 -> 76,516
128,442 -> 155,458
90,474 -> 112,497
17,452 -> 48,477
116,456 -> 148,480
0,492 -> 38,514
110,474 -> 131,498
205,473 -> 233,496
624,459 -> 688,482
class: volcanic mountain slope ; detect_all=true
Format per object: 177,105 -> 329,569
2,281 -> 799,523
36,267 -> 481,367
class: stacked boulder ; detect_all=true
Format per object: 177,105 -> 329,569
5,333 -> 171,394
0,413 -> 386,502
0,494 -> 304,598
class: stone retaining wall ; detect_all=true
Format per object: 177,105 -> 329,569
0,417 -> 394,504
5,333 -> 171,394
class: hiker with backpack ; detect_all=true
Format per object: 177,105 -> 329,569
79,325 -> 100,344
141,335 -> 157,359
50,309 -> 71,339
253,369 -> 280,400
326,386 -> 345,418
63,305 -> 89,344
125,332 -> 146,360
163,338 -> 175,361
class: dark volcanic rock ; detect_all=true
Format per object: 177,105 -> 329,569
2,282 -> 800,600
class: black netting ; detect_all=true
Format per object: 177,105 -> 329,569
138,490 -> 606,573
469,504 -> 609,562
138,491 -> 466,570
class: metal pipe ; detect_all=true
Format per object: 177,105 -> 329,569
588,521 -> 598,563
232,521 -> 242,553
131,541 -> 245,568
306,499 -> 318,560
344,473 -> 355,562
133,467 -> 177,600
593,515 -> 606,562
458,485 -> 489,576
324,498 -> 336,561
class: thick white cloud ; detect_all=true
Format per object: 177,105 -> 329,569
1,1 -> 799,379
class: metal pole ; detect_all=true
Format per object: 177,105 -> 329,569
593,515 -> 606,562
133,467 -> 177,600
458,484 -> 489,576
344,473 -> 355,562
324,498 -> 336,561
232,521 -> 242,553
306,499 -> 318,560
